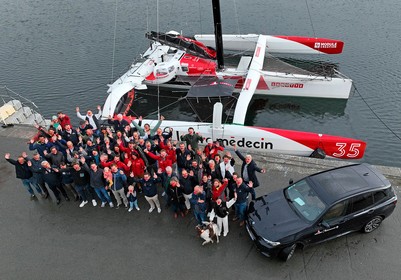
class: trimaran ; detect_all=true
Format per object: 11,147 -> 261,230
101,0 -> 366,160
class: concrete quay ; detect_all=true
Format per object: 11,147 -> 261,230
0,124 -> 400,280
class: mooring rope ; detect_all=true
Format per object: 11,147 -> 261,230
353,84 -> 401,142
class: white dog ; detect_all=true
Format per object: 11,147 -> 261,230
196,221 -> 220,246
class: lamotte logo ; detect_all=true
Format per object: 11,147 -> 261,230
271,82 -> 304,88
314,42 -> 337,49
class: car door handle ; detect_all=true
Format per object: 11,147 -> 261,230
367,209 -> 374,214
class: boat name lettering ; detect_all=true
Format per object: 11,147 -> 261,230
205,137 -> 273,150
271,82 -> 304,88
314,42 -> 337,49
217,81 -> 234,87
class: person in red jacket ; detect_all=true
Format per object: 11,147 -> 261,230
127,152 -> 146,177
57,111 -> 72,129
100,154 -> 129,175
212,178 -> 229,202
118,140 -> 137,156
143,149 -> 173,171
203,139 -> 224,160
159,140 -> 177,164
127,152 -> 146,191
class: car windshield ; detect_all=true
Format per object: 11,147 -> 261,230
285,179 -> 327,222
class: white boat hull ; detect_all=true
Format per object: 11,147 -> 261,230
194,34 -> 344,55
259,72 -> 352,99
138,119 -> 365,160
144,72 -> 352,100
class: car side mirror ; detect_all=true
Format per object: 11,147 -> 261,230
289,179 -> 293,185
320,221 -> 330,229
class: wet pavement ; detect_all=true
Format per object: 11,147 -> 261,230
0,125 -> 400,280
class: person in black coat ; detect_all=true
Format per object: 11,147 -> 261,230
131,172 -> 162,213
66,161 -> 95,208
233,144 -> 266,200
107,114 -> 129,133
5,152 -> 44,200
167,177 -> 186,218
204,159 -> 223,182
28,152 -> 50,198
61,124 -> 80,146
175,142 -> 191,179
179,169 -> 197,212
40,161 -> 69,204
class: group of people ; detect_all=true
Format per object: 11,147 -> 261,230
5,106 -> 266,237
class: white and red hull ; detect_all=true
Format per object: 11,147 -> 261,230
256,71 -> 352,99
141,119 -> 366,160
107,31 -> 352,101
194,34 -> 344,55
148,68 -> 352,99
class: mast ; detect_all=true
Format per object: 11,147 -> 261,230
212,0 -> 224,69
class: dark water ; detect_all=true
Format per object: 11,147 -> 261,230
1,0 -> 401,167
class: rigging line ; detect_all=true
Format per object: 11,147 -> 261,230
165,0 -> 175,30
233,0 -> 240,34
143,98 -> 184,119
146,1 -> 149,32
157,86 -> 161,119
137,92 -> 183,99
193,99 -> 218,123
111,0 -> 119,83
223,96 -> 238,124
184,0 -> 190,30
156,0 -> 159,35
304,0 -> 316,38
4,86 -> 46,122
354,85 -> 401,142
186,98 -> 205,122
304,0 -> 327,71
3,86 -> 39,108
198,0 -> 203,34
156,0 -> 160,119
126,107 -> 139,118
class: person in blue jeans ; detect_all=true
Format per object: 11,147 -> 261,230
28,152 -> 50,199
233,177 -> 253,227
5,152 -> 44,200
127,185 -> 139,212
81,158 -> 114,208
190,185 -> 207,226
67,161 -> 95,208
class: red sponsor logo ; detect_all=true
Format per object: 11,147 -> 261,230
244,78 -> 252,90
271,82 -> 304,88
255,46 -> 261,57
314,42 -> 338,49
209,81 -> 234,87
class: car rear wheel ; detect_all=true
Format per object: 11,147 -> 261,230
363,216 -> 383,233
278,244 -> 296,261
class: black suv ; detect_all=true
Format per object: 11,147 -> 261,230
246,163 -> 397,261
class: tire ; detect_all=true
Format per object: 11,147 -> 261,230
362,216 -> 383,233
278,244 -> 296,262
